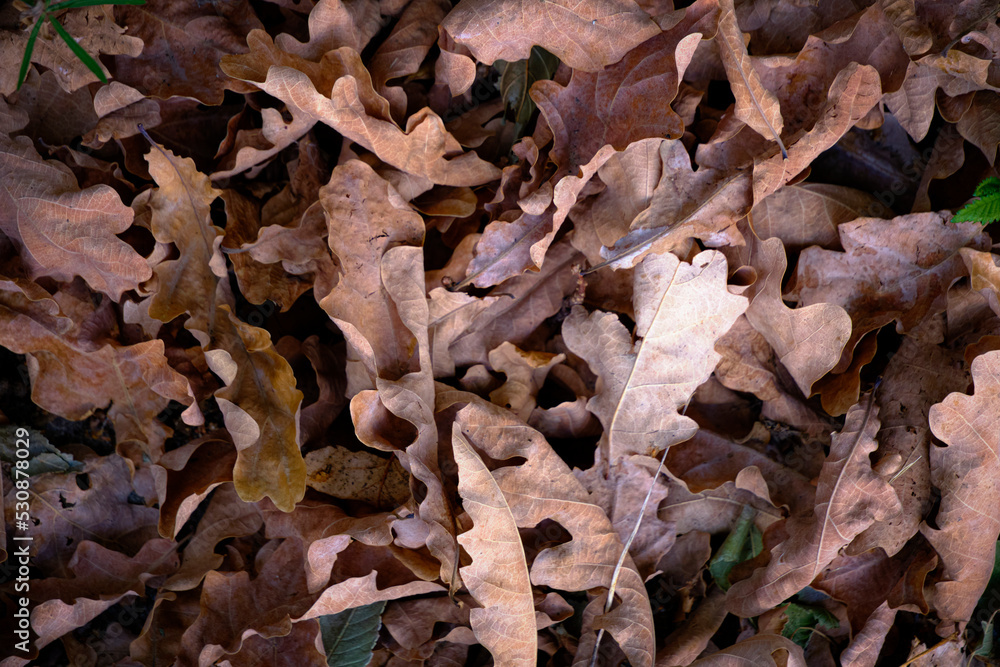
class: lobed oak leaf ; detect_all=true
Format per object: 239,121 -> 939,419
83,82 -> 161,147
113,0 -> 264,104
564,250 -> 747,462
316,160 -> 424,385
138,142 -> 224,339
847,316 -> 967,558
0,7 -> 142,95
453,431 -> 537,665
440,0 -> 659,71
531,0 -> 714,172
736,233 -> 851,397
752,63 -> 883,203
208,305 -> 305,513
791,212 -> 989,373
749,183 -> 885,251
443,391 -> 656,667
923,350 -> 1000,630
161,483 -> 263,592
726,394 -> 901,617
449,239 -> 583,368
274,0 -> 386,60
224,58 -> 500,186
0,134 -> 151,300
369,0 -> 451,121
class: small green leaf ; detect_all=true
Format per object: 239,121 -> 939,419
781,602 -> 838,648
318,600 -> 386,667
47,13 -> 107,83
952,177 -> 1000,225
496,46 -> 560,126
975,177 -> 1000,198
709,504 -> 760,591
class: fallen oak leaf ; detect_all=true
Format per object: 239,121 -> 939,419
923,350 -> 1000,631
686,633 -> 806,666
440,0 -> 659,72
0,134 -> 151,300
716,1 -> 787,157
564,250 -> 747,464
726,391 -> 901,617
453,431 -> 537,666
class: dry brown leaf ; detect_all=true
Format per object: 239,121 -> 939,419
370,0 -> 451,121
222,57 -> 499,187
453,431 -> 537,665
440,0 -> 660,71
531,1 -> 715,171
753,63 -> 883,203
749,183 -> 884,251
737,234 -> 851,397
563,250 -> 747,463
113,0 -> 263,104
0,7 -> 142,95
304,444 -> 410,507
848,316 -> 967,558
923,350 -> 1000,630
442,391 -> 656,667
316,160 -> 424,385
716,1 -> 786,156
727,394 -> 901,617
791,212 -> 989,373
687,633 -> 806,666
0,134 -> 151,300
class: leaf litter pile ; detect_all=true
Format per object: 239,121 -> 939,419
7,0 -> 1000,665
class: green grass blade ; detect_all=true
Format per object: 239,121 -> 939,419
48,0 -> 145,9
17,19 -> 45,90
46,13 -> 107,83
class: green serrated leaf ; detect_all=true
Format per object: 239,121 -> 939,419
318,600 -> 386,667
782,602 -> 839,648
709,504 -> 757,591
975,177 -> 1000,198
952,195 -> 1000,224
496,46 -> 559,126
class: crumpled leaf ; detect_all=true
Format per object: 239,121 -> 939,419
727,393 -> 902,617
563,250 -> 747,462
924,350 -> 1000,630
441,0 -> 659,71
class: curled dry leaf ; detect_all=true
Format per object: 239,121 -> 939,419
727,394 -> 901,617
924,350 -> 1000,629
791,212 -> 990,373
453,431 -> 536,666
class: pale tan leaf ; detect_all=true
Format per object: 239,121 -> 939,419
453,431 -> 536,666
563,250 -> 747,462
740,235 -> 851,397
441,0 -> 659,71
923,350 -> 1000,628
0,135 -> 151,300
687,633 -> 806,666
727,394 -> 901,617
716,2 -> 786,156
